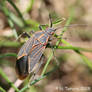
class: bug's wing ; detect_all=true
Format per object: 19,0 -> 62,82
17,31 -> 44,59
17,36 -> 35,58
60,25 -> 92,45
16,55 -> 28,80
28,44 -> 46,73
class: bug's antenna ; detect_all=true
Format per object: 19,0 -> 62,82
49,14 -> 53,27
55,24 -> 89,30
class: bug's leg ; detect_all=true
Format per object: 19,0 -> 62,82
49,37 -> 54,41
48,37 -> 59,66
29,30 -> 35,34
16,32 -> 30,41
19,32 -> 30,38
49,14 -> 53,27
39,25 -> 47,30
49,44 -> 59,65
55,33 -> 67,40
46,37 -> 55,48
39,25 -> 43,30
52,48 -> 59,66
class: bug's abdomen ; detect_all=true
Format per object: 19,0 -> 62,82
16,56 -> 28,80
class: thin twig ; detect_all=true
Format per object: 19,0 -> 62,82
0,53 -> 17,58
41,8 -> 73,76
61,39 -> 92,70
0,2 -> 25,27
0,86 -> 6,92
7,0 -> 27,26
0,68 -> 20,92
8,79 -> 23,92
25,0 -> 34,13
54,46 -> 92,52
8,19 -> 18,39
20,66 -> 58,92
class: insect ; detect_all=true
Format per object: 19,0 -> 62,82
15,15 -> 59,80
16,14 -> 89,80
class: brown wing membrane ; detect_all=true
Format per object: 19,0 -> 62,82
17,36 -> 35,59
17,31 -> 44,59
16,55 -> 28,80
28,44 -> 46,73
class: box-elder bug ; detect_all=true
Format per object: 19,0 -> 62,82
16,15 -> 60,80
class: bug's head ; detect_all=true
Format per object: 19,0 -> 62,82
46,14 -> 62,35
45,14 -> 57,35
46,27 -> 56,35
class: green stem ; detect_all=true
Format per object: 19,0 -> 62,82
61,40 -> 92,70
0,53 -> 17,58
41,52 -> 53,75
7,0 -> 27,26
0,40 -> 20,47
20,67 -> 58,92
61,39 -> 71,46
79,53 -> 92,69
60,9 -> 73,37
41,9 -> 73,75
0,3 -> 24,28
8,17 -> 18,39
25,0 -> 34,13
57,46 -> 92,52
0,68 -> 20,92
0,86 -> 6,92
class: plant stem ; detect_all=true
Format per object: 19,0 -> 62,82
41,52 -> 53,75
61,39 -> 92,70
41,9 -> 74,75
7,0 -> 27,26
0,68 -> 20,92
0,53 -> 17,58
0,40 -> 20,47
20,67 -> 58,92
0,86 -> 6,92
0,2 -> 25,28
25,0 -> 34,13
8,19 -> 18,39
56,46 -> 92,52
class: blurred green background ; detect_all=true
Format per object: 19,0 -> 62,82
0,0 -> 92,92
